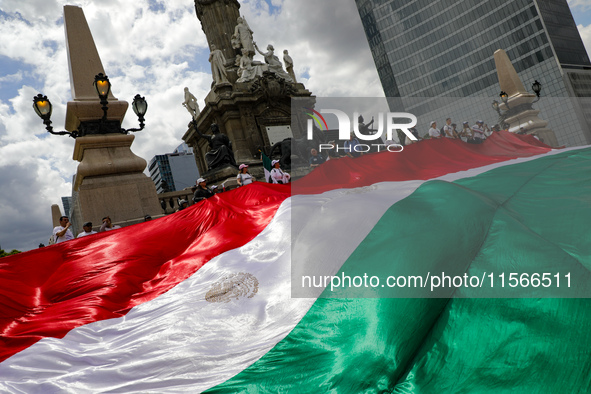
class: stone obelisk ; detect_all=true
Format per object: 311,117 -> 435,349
64,6 -> 162,231
494,49 -> 558,147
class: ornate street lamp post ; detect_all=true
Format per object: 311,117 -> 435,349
33,73 -> 147,137
492,81 -> 542,130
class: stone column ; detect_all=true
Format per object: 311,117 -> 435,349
194,0 -> 241,63
62,6 -> 162,230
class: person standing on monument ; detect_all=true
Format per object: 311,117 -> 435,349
270,160 -> 291,184
193,178 -> 215,202
470,121 -> 486,144
208,44 -> 228,85
283,49 -> 297,82
237,164 -> 254,187
99,216 -> 121,232
428,121 -> 441,139
309,148 -> 325,168
176,199 -> 189,212
53,216 -> 74,243
77,222 -> 97,238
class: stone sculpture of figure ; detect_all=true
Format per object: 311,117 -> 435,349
233,16 -> 255,56
236,48 -> 264,83
270,137 -> 293,170
208,44 -> 228,85
195,123 -> 237,170
357,114 -> 375,134
254,43 -> 294,82
283,49 -> 296,82
182,87 -> 200,120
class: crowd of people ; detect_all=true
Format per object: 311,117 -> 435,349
425,118 -> 496,144
188,160 -> 291,206
51,215 -> 128,244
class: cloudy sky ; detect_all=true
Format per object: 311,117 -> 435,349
0,0 -> 590,252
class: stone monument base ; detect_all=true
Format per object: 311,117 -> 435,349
528,128 -> 559,147
72,173 -> 163,231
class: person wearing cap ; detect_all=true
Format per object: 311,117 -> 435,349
270,160 -> 291,184
193,177 -> 214,203
176,199 -> 189,212
53,216 -> 74,243
77,222 -> 97,238
99,216 -> 122,232
428,121 -> 440,138
237,164 -> 254,186
470,121 -> 486,143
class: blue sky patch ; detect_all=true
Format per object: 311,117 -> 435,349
0,56 -> 34,104
263,0 -> 282,15
148,0 -> 166,13
570,3 -> 591,26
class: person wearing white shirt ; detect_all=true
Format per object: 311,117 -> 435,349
77,222 -> 97,238
471,121 -> 486,143
270,160 -> 291,184
460,121 -> 471,142
428,121 -> 440,138
53,216 -> 74,243
443,118 -> 457,138
237,164 -> 254,186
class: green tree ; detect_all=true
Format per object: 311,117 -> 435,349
0,248 -> 21,258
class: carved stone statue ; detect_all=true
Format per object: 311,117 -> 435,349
357,114 -> 375,134
182,87 -> 200,120
236,48 -> 264,83
283,49 -> 296,83
270,137 -> 293,170
254,43 -> 293,82
195,123 -> 237,170
232,16 -> 254,56
208,44 -> 228,85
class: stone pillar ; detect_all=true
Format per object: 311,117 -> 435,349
494,49 -> 559,147
61,6 -> 162,230
194,0 -> 241,62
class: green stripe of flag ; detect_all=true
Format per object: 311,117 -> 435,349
207,147 -> 591,393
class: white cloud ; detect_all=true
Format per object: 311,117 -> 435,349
569,0 -> 591,11
0,71 -> 23,85
578,23 -> 591,58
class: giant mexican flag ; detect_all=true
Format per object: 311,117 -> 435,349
1,131 -> 591,392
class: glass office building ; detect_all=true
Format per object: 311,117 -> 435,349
356,0 -> 591,146
149,144 -> 200,194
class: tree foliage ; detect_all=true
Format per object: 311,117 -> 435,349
0,248 -> 21,258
